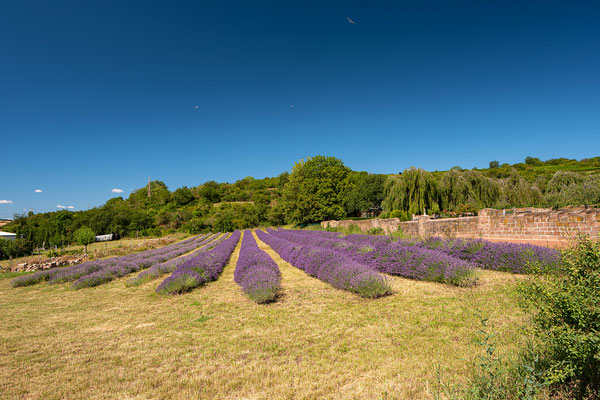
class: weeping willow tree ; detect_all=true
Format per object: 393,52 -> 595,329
534,175 -> 550,193
382,167 -> 440,216
438,169 -> 500,210
497,169 -> 544,208
545,171 -> 586,194
545,172 -> 600,208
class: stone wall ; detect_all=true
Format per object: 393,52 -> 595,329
477,207 -> 600,246
322,206 -> 600,247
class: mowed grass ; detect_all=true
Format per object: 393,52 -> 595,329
0,232 -> 527,400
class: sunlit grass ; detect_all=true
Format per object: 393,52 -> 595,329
0,233 -> 527,399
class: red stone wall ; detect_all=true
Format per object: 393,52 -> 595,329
321,206 -> 600,247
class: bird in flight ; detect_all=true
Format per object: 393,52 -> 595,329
347,17 -> 355,24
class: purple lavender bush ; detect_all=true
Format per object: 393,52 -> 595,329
270,229 -> 477,286
417,236 -> 561,274
471,241 -> 561,274
9,270 -> 53,287
234,231 -> 281,303
156,231 -> 241,295
11,233 -> 211,288
126,233 -> 222,286
370,241 -> 477,286
256,230 -> 391,298
69,234 -> 214,289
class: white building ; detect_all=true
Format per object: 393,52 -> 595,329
95,234 -> 114,242
0,231 -> 17,241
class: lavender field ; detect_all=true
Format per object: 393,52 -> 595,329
8,227 -> 561,299
1,229 -> 563,399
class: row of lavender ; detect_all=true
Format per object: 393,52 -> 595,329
156,231 -> 241,295
270,229 -> 476,286
296,229 -> 562,273
127,233 -> 225,286
274,229 -> 561,285
11,233 -> 212,289
416,236 -> 562,274
256,229 -> 392,298
234,231 -> 281,303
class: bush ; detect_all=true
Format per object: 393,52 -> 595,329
389,209 -> 409,220
234,231 -> 281,304
349,270 -> 392,298
519,236 -> 600,398
367,227 -> 385,235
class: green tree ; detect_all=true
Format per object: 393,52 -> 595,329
74,226 -> 95,254
382,167 -> 440,216
489,160 -> 500,169
127,181 -> 171,209
0,239 -> 18,261
252,190 -> 271,222
343,172 -> 386,217
173,186 -> 196,207
198,181 -> 223,203
267,201 -> 287,226
438,169 -> 500,211
545,172 -> 600,208
497,169 -> 543,207
283,155 -> 354,224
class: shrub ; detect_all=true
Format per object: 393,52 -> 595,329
389,209 -> 409,220
418,237 -> 561,274
11,234 -> 212,289
10,270 -> 53,287
519,236 -> 600,397
234,231 -> 281,303
127,233 -> 221,286
277,229 -> 476,287
257,229 -> 392,298
349,270 -> 392,298
367,227 -> 385,235
156,231 -> 240,295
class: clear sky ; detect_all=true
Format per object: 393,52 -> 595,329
1,0 -> 599,218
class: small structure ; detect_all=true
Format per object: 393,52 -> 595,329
95,234 -> 114,242
0,231 -> 17,241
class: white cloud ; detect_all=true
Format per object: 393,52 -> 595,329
111,188 -> 124,193
34,189 -> 43,193
57,205 -> 66,209
0,200 -> 14,204
67,206 -> 75,209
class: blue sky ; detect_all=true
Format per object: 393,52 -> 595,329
1,0 -> 599,218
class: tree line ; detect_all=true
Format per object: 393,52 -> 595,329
1,155 -> 598,256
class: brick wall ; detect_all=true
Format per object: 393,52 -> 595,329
321,206 -> 600,247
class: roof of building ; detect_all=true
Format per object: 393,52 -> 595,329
0,231 -> 17,237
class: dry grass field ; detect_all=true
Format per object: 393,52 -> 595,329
0,232 -> 527,399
